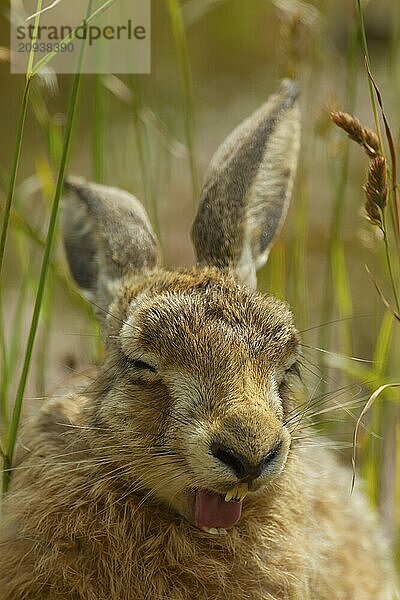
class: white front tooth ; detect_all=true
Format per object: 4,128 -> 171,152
201,526 -> 228,535
225,489 -> 235,502
225,483 -> 249,503
237,483 -> 249,501
206,527 -> 219,535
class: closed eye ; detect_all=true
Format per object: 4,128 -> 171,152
129,359 -> 157,373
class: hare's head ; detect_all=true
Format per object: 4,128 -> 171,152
63,80 -> 300,533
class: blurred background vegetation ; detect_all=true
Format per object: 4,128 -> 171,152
0,0 -> 399,567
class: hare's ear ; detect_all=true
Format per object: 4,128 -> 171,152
191,79 -> 300,289
62,177 -> 160,316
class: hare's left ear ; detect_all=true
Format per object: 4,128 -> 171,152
191,79 -> 300,289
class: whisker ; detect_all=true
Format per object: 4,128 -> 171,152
298,313 -> 372,335
55,422 -> 108,431
300,343 -> 374,364
294,441 -> 354,451
88,299 -> 135,330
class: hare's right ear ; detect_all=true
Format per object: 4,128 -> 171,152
62,177 -> 160,319
191,79 -> 300,289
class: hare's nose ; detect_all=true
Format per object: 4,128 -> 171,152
210,441 -> 281,481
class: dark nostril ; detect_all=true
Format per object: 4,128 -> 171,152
211,440 -> 283,481
210,442 -> 247,479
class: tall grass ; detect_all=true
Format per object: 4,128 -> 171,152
1,0 -> 95,494
324,0 -> 399,560
0,0 -> 399,568
0,0 -> 43,477
317,2 -> 359,393
166,0 -> 200,202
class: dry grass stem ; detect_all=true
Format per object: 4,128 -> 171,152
330,111 -> 380,158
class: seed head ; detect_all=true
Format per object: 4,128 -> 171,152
330,111 -> 380,158
363,128 -> 381,159
364,199 -> 383,228
363,156 -> 388,227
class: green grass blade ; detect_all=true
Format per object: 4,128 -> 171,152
93,74 -> 106,183
372,310 -> 394,378
382,212 -> 400,314
2,0 -> 94,495
0,223 -> 32,427
0,0 -> 45,434
0,82 -> 31,279
31,0 -> 117,76
0,311 -> 9,428
290,178 -> 309,329
166,0 -> 200,202
0,0 -> 49,276
318,7 -> 359,390
355,0 -> 383,150
130,75 -> 160,238
26,0 -> 43,78
331,241 -> 353,354
35,277 -> 54,397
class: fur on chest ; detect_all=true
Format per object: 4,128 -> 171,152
43,499 -> 310,600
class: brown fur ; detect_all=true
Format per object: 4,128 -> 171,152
0,81 -> 396,598
0,268 -> 395,599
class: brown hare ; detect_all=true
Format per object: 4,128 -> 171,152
0,80 -> 396,599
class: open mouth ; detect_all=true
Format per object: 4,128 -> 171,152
188,483 -> 249,534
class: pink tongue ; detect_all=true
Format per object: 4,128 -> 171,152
195,489 -> 242,529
